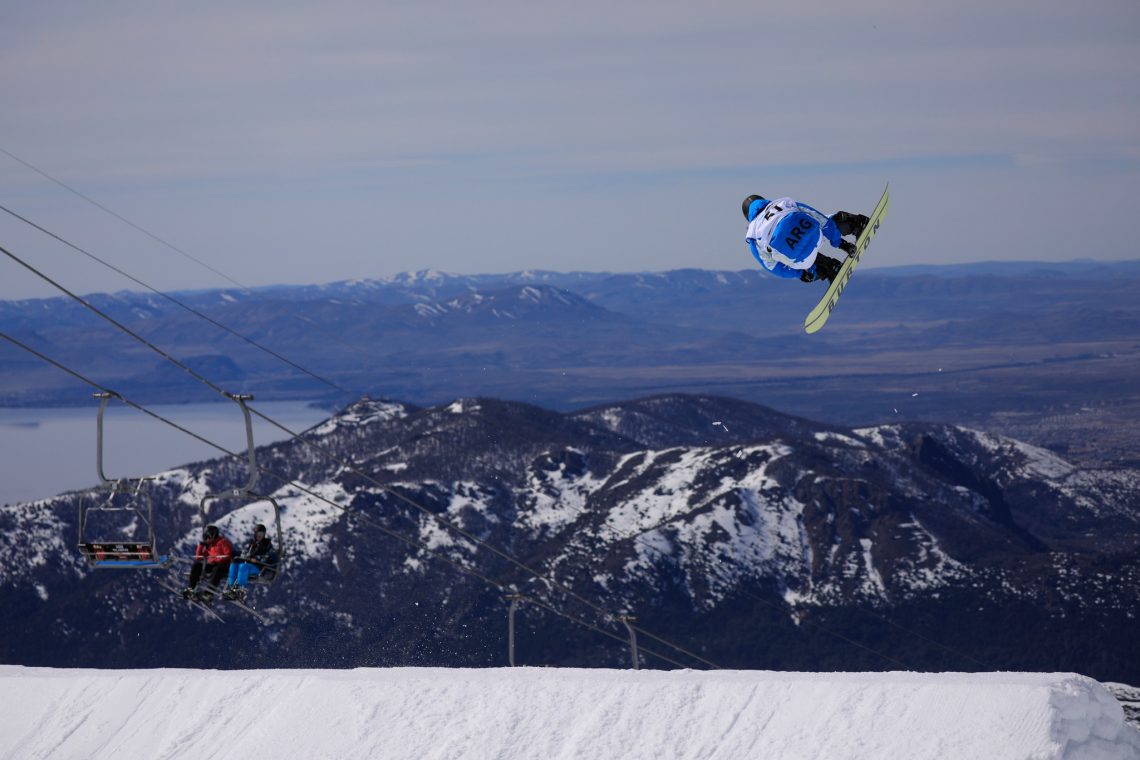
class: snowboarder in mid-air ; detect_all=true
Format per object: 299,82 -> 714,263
742,194 -> 869,283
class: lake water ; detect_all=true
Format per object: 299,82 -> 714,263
0,401 -> 331,505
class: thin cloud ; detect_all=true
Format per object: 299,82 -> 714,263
0,0 -> 1138,297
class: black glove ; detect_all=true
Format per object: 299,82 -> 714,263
838,240 -> 857,257
799,268 -> 820,283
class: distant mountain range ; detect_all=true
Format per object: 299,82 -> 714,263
2,394 -> 1138,682
3,263 -> 1139,466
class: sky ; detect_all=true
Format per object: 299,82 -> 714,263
1,0 -> 1139,299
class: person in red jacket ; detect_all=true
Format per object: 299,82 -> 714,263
181,524 -> 234,601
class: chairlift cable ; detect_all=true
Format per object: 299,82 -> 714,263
628,532 -> 917,671
247,405 -> 724,670
591,484 -> 992,670
0,146 -> 251,291
252,468 -> 694,670
1,241 -> 232,399
0,203 -> 353,396
0,177 -> 990,669
0,333 -> 232,457
0,330 -> 707,669
1,240 -> 724,668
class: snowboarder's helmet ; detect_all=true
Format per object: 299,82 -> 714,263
203,525 -> 220,541
742,194 -> 765,221
254,524 -> 267,535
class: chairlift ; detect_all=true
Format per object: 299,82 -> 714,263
198,393 -> 284,588
77,392 -> 167,568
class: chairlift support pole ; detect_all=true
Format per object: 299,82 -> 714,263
505,593 -> 524,667
617,615 -> 640,670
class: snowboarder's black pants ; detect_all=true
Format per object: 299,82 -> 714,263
801,254 -> 843,283
188,560 -> 230,589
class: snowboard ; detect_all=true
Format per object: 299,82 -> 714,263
803,184 -> 890,334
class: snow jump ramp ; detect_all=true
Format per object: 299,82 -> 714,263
2,666 -> 1138,759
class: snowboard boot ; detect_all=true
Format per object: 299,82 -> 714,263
814,254 -> 843,283
832,211 -> 870,239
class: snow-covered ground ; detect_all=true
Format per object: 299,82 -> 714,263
2,667 -> 1138,760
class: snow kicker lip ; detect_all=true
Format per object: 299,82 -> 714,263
1,668 -> 1136,759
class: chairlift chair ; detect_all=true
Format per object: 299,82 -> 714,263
197,393 -> 285,588
77,392 -> 168,568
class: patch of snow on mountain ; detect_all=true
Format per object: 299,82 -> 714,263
853,425 -> 904,450
577,408 -> 628,438
394,481 -> 484,560
605,449 -> 666,491
311,400 -> 408,437
814,431 -> 867,447
445,482 -> 500,527
891,518 -> 970,592
603,448 -> 719,538
965,429 -> 1076,481
517,450 -> 604,533
446,400 -> 481,415
605,445 -> 791,541
268,481 -> 351,561
419,517 -> 456,551
1063,470 -> 1140,520
172,468 -> 213,509
414,303 -> 446,318
604,445 -> 810,603
0,499 -> 74,585
859,538 -> 886,597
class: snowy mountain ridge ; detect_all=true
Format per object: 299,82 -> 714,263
1,394 -> 1138,681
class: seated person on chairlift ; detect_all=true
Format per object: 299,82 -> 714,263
182,524 -> 234,601
222,523 -> 276,603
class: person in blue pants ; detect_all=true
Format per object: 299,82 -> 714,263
221,524 -> 276,602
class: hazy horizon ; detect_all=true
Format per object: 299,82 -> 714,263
1,257 -> 1138,305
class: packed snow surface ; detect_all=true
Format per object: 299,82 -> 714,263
2,667 -> 1138,760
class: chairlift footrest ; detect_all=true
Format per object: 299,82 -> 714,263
80,542 -> 163,566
